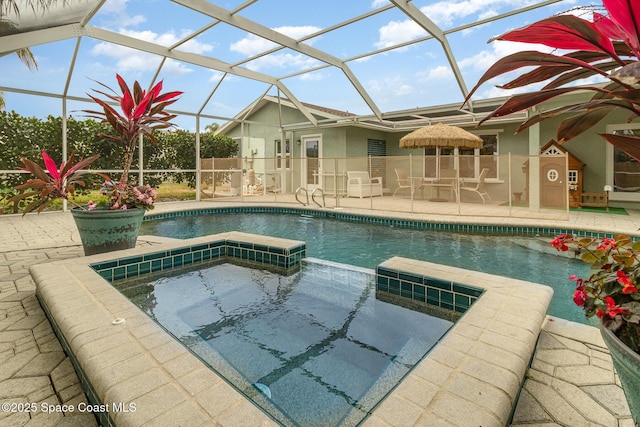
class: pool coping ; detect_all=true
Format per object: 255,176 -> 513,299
31,231 -> 553,426
142,204 -> 640,240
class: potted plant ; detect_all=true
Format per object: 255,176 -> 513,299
10,74 -> 182,255
550,234 -> 639,422
463,0 -> 639,421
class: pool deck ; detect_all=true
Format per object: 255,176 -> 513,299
0,200 -> 637,426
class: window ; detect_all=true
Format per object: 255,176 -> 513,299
606,124 -> 640,198
275,139 -> 290,169
368,139 -> 386,185
423,133 -> 498,179
568,170 -> 578,184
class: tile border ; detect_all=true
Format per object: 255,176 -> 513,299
376,264 -> 484,317
144,206 -> 626,239
91,237 -> 305,282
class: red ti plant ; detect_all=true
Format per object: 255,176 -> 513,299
10,151 -> 101,214
464,0 -> 640,159
82,74 -> 182,208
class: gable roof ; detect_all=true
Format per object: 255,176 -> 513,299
216,93 -> 533,136
216,95 -> 356,135
541,140 -> 585,168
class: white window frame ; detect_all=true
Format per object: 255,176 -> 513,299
606,122 -> 640,201
274,139 -> 291,170
425,130 -> 501,180
568,170 -> 578,184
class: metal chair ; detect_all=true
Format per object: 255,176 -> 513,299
393,168 -> 416,198
460,168 -> 491,203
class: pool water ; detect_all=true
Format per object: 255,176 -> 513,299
116,260 -> 452,427
141,212 -> 592,324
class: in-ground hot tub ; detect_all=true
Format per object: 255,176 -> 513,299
31,230 -> 553,426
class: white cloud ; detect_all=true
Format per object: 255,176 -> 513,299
373,0 -> 553,49
248,52 -> 321,72
276,26 -> 322,40
299,72 -> 328,81
118,29 -> 213,54
419,0 -> 487,28
375,20 -> 426,49
97,0 -> 145,27
420,65 -> 454,80
230,25 -> 322,56
231,34 -> 278,56
230,26 -> 323,72
90,29 -> 214,75
208,70 -> 227,83
367,76 -> 414,99
371,0 -> 390,7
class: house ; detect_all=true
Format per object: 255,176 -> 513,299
217,94 -> 640,210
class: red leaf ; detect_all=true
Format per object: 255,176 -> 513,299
600,133 -> 640,162
41,151 -> 60,180
478,87 -> 582,124
602,0 -> 640,56
155,90 -> 183,103
149,79 -> 163,99
557,108 -> 614,142
120,91 -> 134,118
58,151 -> 76,178
132,92 -> 153,120
543,60 -> 622,90
464,51 -> 609,104
499,65 -> 575,89
115,74 -> 131,98
67,153 -> 100,175
20,158 -> 49,182
491,15 -> 622,63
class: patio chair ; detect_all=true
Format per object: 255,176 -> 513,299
347,171 -> 383,198
460,168 -> 491,203
393,168 -> 424,198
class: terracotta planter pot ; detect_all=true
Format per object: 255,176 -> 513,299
71,207 -> 145,256
599,322 -> 640,424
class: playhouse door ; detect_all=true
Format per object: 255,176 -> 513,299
540,157 -> 567,208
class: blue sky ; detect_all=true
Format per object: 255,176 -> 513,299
1,0 -> 580,130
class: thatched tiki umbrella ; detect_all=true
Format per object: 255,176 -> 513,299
399,122 -> 483,149
399,123 -> 482,202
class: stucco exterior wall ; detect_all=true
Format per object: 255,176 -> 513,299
219,99 -> 640,209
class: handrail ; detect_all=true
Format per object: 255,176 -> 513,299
295,187 -> 309,206
311,188 -> 325,207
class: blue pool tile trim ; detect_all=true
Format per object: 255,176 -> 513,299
143,206 -> 629,239
91,239 -> 306,282
376,265 -> 484,314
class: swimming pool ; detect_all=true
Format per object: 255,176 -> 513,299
141,210 -> 591,324
116,260 -> 452,427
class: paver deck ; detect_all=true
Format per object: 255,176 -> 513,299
0,200 -> 637,426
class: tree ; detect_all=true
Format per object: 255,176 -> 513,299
152,129 -> 238,188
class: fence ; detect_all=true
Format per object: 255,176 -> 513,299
1,153 -> 570,220
198,153 -> 571,220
